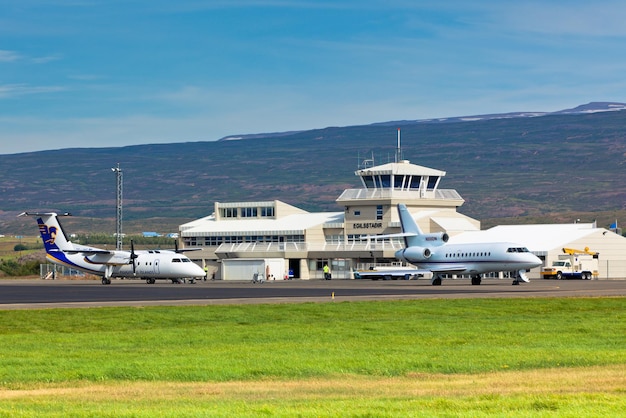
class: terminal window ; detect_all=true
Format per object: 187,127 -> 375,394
261,207 -> 275,217
241,207 -> 258,218
221,208 -> 237,218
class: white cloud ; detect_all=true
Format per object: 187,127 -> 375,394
491,2 -> 626,37
0,84 -> 65,98
0,50 -> 21,62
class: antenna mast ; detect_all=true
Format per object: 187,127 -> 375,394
395,128 -> 402,162
112,163 -> 123,250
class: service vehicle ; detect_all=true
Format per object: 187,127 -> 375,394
541,247 -> 599,280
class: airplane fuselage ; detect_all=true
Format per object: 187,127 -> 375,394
395,241 -> 541,276
46,248 -> 205,280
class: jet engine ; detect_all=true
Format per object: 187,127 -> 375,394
396,246 -> 434,263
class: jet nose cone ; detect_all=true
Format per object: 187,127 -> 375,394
529,254 -> 542,268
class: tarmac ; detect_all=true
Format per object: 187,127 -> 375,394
1,277 -> 625,309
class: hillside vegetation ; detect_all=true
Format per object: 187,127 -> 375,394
1,110 -> 625,235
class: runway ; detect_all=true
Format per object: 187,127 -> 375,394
1,278 -> 625,309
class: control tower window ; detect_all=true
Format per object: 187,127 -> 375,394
409,176 -> 421,190
427,176 -> 439,190
380,175 -> 391,188
362,175 -> 375,188
393,175 -> 404,189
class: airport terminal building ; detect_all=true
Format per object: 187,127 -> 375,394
179,159 -> 626,281
180,160 -> 480,280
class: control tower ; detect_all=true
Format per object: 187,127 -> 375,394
336,159 -> 478,238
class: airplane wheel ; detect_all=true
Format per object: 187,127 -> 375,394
432,277 -> 442,286
101,277 -> 108,285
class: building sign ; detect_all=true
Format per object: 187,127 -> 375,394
352,222 -> 383,229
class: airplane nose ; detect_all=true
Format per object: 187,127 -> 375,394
192,264 -> 206,277
530,254 -> 542,268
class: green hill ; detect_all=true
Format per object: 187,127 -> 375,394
1,110 -> 625,235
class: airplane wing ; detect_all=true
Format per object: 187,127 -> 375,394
163,247 -> 202,253
64,249 -> 112,255
64,248 -> 131,266
354,268 -> 427,279
430,265 -> 468,274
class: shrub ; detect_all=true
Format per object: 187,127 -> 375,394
0,259 -> 40,276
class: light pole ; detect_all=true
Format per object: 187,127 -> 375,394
112,163 -> 123,250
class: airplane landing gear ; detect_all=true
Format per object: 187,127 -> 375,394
471,275 -> 482,285
431,275 -> 442,286
513,270 -> 530,285
101,277 -> 111,285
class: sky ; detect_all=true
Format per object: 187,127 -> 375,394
2,1 -> 626,154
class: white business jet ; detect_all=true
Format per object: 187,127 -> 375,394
21,212 -> 206,285
360,204 -> 542,285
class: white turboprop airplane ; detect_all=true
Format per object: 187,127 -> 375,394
21,212 -> 206,285
358,204 -> 542,285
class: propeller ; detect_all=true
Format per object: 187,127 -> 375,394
130,240 -> 138,275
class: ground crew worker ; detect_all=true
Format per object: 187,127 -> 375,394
323,263 -> 331,280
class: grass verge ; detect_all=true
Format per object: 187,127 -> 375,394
0,298 -> 624,416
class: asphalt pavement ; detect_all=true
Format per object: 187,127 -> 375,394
1,277 -> 625,309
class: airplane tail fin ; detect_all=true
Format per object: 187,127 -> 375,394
397,204 -> 423,247
19,212 -> 73,253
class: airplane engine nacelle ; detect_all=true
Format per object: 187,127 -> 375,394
396,246 -> 433,263
422,232 -> 449,246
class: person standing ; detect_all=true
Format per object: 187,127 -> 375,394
323,263 -> 331,280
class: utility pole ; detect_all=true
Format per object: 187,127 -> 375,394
112,163 -> 123,250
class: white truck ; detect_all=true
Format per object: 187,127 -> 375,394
541,248 -> 599,280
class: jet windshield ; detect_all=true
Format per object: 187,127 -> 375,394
506,247 -> 530,253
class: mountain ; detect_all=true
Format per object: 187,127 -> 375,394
219,101 -> 626,139
1,102 -> 626,235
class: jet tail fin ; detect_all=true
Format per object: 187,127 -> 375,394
19,212 -> 73,253
397,204 -> 423,247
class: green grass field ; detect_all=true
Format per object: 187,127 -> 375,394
0,298 -> 624,416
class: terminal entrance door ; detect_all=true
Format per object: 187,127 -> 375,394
288,259 -> 300,279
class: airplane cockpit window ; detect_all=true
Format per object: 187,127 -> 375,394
172,258 -> 181,262
507,247 -> 530,253
182,258 -> 191,262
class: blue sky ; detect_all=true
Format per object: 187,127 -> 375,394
2,1 -> 625,154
